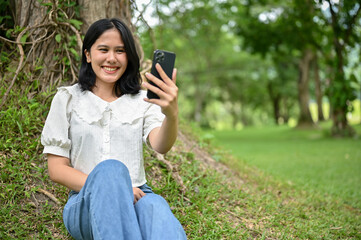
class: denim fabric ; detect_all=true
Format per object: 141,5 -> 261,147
63,159 -> 187,240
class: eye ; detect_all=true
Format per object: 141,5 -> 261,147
116,49 -> 125,53
99,48 -> 108,52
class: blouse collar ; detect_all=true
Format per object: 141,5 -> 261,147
70,85 -> 146,125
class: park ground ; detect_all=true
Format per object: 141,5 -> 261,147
0,89 -> 361,239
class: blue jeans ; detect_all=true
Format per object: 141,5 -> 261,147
63,159 -> 187,240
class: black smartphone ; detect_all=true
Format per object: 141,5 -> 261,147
147,49 -> 176,99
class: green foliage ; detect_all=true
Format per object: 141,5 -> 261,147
38,0 -> 82,74
39,0 -> 81,18
0,0 -> 13,29
138,0 -> 361,130
0,0 -> 15,74
139,0 -> 289,127
55,34 -> 62,43
229,0 -> 361,133
69,19 -> 83,30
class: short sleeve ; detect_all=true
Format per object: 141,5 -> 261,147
142,103 -> 165,144
41,88 -> 72,158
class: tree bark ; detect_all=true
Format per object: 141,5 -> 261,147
326,0 -> 360,136
297,48 -> 314,127
193,73 -> 206,123
10,0 -> 64,90
0,0 -> 147,110
13,0 -> 46,28
8,0 -> 143,89
267,81 -> 281,125
282,98 -> 290,124
313,54 -> 325,122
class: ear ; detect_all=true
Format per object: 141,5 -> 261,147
85,49 -> 91,63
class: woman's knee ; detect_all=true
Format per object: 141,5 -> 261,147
91,159 -> 129,178
136,194 -> 170,211
86,159 -> 132,190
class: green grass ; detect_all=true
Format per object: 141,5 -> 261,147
210,124 -> 361,210
0,85 -> 250,239
1,84 -> 361,239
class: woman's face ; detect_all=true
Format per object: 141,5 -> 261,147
85,28 -> 128,88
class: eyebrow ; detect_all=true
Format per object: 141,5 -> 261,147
96,44 -> 125,49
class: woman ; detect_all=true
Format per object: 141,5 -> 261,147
41,18 -> 186,240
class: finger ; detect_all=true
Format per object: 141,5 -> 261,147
143,97 -> 161,106
156,63 -> 174,85
172,68 -> 177,85
145,72 -> 168,91
142,82 -> 168,99
144,98 -> 173,112
134,193 -> 141,203
137,188 -> 146,198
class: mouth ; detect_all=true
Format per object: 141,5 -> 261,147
102,66 -> 120,73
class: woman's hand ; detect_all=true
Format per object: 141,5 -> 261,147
143,63 -> 178,120
143,63 -> 179,154
133,187 -> 146,203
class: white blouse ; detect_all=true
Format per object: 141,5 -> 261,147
41,84 -> 164,187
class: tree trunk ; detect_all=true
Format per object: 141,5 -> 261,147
313,54 -> 325,122
13,0 -> 46,28
9,0 -> 143,88
282,98 -> 290,124
9,0 -> 74,92
193,73 -> 205,123
230,105 -> 239,129
329,33 -> 354,136
240,105 -> 250,126
297,48 -> 314,127
267,81 -> 281,125
326,0 -> 359,136
1,0 -> 146,109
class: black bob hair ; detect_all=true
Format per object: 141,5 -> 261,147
78,18 -> 141,96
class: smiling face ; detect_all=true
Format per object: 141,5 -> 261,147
85,28 -> 128,89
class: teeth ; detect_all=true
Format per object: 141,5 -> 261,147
104,67 -> 117,71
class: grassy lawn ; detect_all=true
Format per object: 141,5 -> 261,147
1,84 -> 361,239
210,123 -> 361,210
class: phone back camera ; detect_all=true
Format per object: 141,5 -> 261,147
155,51 -> 165,63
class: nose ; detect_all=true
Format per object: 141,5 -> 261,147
107,51 -> 116,63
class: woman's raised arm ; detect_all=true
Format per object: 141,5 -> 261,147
143,64 -> 178,154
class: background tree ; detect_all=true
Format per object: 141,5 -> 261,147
225,0 -> 360,135
231,0 -> 324,127
3,0 -> 359,132
0,0 -> 143,109
313,53 -> 326,122
1,0 -> 82,109
139,0 -> 281,127
318,0 -> 361,136
146,0 -> 232,125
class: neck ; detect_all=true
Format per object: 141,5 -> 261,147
92,83 -> 118,102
